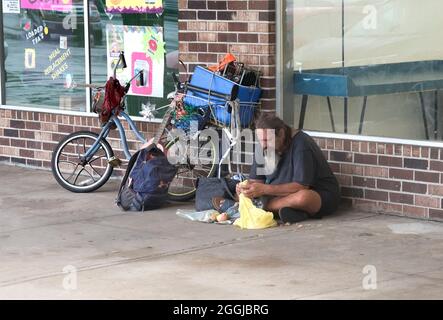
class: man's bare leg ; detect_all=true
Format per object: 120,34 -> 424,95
265,189 -> 322,216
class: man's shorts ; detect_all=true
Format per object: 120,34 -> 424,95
315,189 -> 340,217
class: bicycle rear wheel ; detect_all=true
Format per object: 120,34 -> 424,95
164,133 -> 218,201
51,131 -> 114,193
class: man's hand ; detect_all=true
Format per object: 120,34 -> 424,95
241,182 -> 268,199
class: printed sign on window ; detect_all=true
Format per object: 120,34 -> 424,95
105,0 -> 163,14
106,25 -> 165,98
3,0 -> 20,13
21,0 -> 72,12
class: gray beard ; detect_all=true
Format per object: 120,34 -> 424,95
262,150 -> 281,176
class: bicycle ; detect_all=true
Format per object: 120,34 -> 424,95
51,51 -> 260,200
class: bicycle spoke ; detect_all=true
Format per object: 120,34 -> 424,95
60,152 -> 78,161
73,167 -> 84,185
89,155 -> 107,164
58,160 -> 79,166
65,164 -> 80,182
88,163 -> 102,178
76,140 -> 82,159
83,167 -> 98,183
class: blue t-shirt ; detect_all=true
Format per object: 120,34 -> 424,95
249,130 -> 339,195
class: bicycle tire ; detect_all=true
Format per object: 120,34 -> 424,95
51,131 -> 114,193
165,134 -> 218,201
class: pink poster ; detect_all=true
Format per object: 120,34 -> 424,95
131,52 -> 153,96
21,0 -> 72,12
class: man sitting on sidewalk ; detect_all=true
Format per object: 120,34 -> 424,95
237,113 -> 340,223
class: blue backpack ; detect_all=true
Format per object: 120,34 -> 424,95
116,145 -> 177,211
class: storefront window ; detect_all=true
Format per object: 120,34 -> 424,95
1,0 -> 178,116
285,0 -> 443,141
90,0 -> 178,117
3,0 -> 87,111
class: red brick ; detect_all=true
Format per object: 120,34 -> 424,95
377,179 -> 401,191
353,176 -> 375,188
238,33 -> 259,43
402,182 -> 427,194
179,32 -> 197,41
414,171 -> 439,183
228,1 -> 247,10
365,190 -> 388,202
390,192 -> 414,204
342,164 -> 364,176
354,153 -> 377,165
404,158 -> 428,170
259,11 -> 275,21
378,156 -> 402,167
188,0 -> 207,9
412,146 -> 421,157
198,11 -> 216,20
10,139 -> 26,148
336,174 -> 352,186
9,120 -> 25,129
341,187 -> 364,198
217,11 -> 236,20
430,148 -> 439,159
249,1 -> 275,10
19,149 -> 34,158
379,202 -> 403,214
228,22 -> 249,32
330,151 -> 352,162
354,199 -> 379,212
208,0 -> 227,9
218,33 -> 237,42
365,166 -> 389,178
430,160 -> 443,171
198,53 -> 218,62
403,205 -> 428,219
415,195 -> 439,208
429,209 -> 443,220
0,137 -> 10,146
385,144 -> 394,155
429,185 -> 443,196
389,168 -> 413,180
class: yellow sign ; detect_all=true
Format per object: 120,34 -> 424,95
106,0 -> 163,14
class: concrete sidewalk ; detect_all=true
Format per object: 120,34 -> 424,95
1,164 -> 443,299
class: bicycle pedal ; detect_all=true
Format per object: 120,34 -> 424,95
108,156 -> 122,167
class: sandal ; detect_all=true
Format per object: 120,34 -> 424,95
212,197 -> 236,213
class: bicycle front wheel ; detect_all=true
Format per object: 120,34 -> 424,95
51,131 -> 114,193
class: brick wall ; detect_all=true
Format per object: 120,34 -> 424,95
0,109 -> 157,173
314,137 -> 443,222
2,115 -> 443,222
178,0 -> 276,112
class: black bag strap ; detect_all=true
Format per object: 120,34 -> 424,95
220,178 -> 236,201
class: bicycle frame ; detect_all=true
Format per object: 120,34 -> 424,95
82,110 -> 147,162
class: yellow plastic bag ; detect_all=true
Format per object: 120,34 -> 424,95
234,181 -> 277,229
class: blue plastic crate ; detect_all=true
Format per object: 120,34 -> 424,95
190,66 -> 262,103
188,66 -> 261,127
